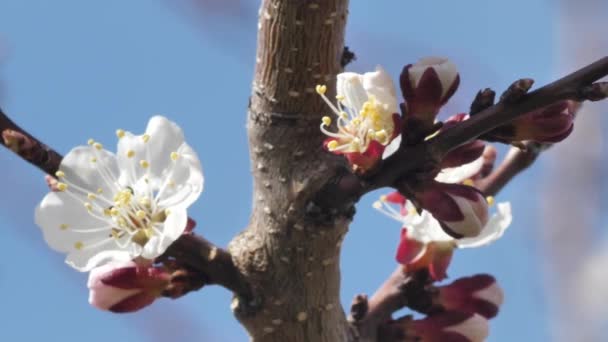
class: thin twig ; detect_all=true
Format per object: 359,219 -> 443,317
1,107 -> 62,175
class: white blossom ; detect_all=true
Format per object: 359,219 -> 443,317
35,116 -> 203,271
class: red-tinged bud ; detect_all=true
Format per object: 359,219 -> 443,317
486,100 -> 577,143
439,114 -> 486,169
441,140 -> 485,169
402,311 -> 489,342
87,260 -> 170,313
396,228 -> 455,281
416,182 -> 489,238
400,57 -> 460,125
434,274 -> 504,319
185,217 -> 197,233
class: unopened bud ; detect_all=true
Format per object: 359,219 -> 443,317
485,100 -> 577,143
435,274 -> 504,318
400,57 -> 460,126
403,311 -> 489,342
416,182 -> 489,238
87,260 -> 169,313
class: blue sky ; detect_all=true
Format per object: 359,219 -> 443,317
0,1 -> 603,341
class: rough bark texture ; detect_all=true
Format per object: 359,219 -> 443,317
227,0 -> 352,341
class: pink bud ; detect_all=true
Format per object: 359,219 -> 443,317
436,274 -> 504,318
405,311 -> 489,342
438,114 -> 486,169
87,260 -> 170,313
417,182 -> 489,238
486,100 -> 577,143
400,57 -> 460,124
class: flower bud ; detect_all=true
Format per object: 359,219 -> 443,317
87,260 -> 170,313
435,274 -> 504,318
400,57 -> 460,124
416,182 -> 489,238
403,311 -> 489,342
485,100 -> 577,143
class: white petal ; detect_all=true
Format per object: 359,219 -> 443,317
60,146 -> 119,194
144,116 -> 186,181
382,135 -> 401,159
362,66 -> 399,113
444,314 -> 489,342
435,156 -> 484,184
141,207 -> 187,259
116,131 -> 147,185
66,245 -> 132,272
337,72 -> 367,111
156,143 -> 204,208
457,202 -> 512,248
432,59 -> 459,97
35,192 -> 110,252
410,209 -> 453,243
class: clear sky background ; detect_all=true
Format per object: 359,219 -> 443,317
0,1 -> 605,341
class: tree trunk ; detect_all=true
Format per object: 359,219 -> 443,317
228,0 -> 353,341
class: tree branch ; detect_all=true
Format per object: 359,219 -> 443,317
1,107 -> 62,175
163,233 -> 252,299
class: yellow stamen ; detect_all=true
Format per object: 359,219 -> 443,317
127,150 -> 135,158
339,112 -> 348,119
462,179 -> 474,186
164,209 -> 172,216
57,183 -> 68,191
103,208 -> 112,216
315,84 -> 327,95
322,116 -> 332,126
486,196 -> 495,206
116,129 -> 125,138
74,242 -> 84,250
142,134 -> 150,143
380,195 -> 387,202
139,197 -> 151,206
136,210 -> 146,219
140,160 -> 149,169
327,140 -> 339,151
87,193 -> 97,200
55,170 -> 65,178
110,207 -> 120,216
372,201 -> 382,209
170,152 -> 180,161
59,224 -> 69,230
87,139 -> 95,145
336,95 -> 345,101
97,188 -> 104,194
84,202 -> 93,211
93,142 -> 103,150
90,157 -> 97,163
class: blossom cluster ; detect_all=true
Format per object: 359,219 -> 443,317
314,57 -> 565,340
35,116 -> 203,312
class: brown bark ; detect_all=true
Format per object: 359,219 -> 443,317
228,0 -> 353,341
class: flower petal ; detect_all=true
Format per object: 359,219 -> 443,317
66,246 -> 132,272
457,202 -> 512,248
141,206 -> 187,259
337,72 -> 367,111
435,156 -> 484,184
155,143 -> 204,208
35,192 -> 109,252
362,66 -> 399,113
60,146 -> 119,195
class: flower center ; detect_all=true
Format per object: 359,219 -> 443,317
316,84 -> 395,153
53,133 -> 186,252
